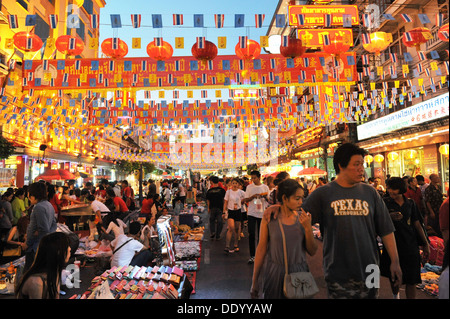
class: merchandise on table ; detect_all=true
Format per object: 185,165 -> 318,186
174,241 -> 201,260
72,264 -> 192,299
175,260 -> 199,272
157,215 -> 176,266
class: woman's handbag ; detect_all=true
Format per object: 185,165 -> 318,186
278,217 -> 319,299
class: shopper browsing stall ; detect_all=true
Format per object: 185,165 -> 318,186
110,221 -> 152,268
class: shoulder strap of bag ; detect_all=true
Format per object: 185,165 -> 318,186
277,208 -> 289,276
113,238 -> 133,254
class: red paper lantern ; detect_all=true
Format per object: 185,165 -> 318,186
55,35 -> 85,56
101,38 -> 128,59
402,27 -> 432,51
438,24 -> 449,42
235,39 -> 261,60
147,40 -> 173,61
13,32 -> 43,52
322,33 -> 350,57
280,37 -> 306,58
191,40 -> 218,61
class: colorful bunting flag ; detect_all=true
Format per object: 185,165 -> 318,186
90,14 -> 100,29
400,14 -> 412,23
173,14 -> 183,25
255,14 -> 265,28
215,14 -> 224,28
48,14 -> 58,29
131,14 -> 141,28
8,15 -> 18,29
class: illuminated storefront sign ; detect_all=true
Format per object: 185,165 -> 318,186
288,5 -> 359,27
357,92 -> 449,140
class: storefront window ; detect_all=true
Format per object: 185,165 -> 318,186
386,148 -> 424,178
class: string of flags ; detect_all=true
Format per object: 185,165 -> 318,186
7,12 -> 447,30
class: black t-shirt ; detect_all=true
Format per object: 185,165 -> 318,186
206,187 -> 226,210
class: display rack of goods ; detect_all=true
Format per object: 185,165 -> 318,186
71,264 -> 192,299
157,215 -> 176,266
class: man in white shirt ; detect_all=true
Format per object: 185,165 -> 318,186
243,170 -> 269,264
110,221 -> 152,268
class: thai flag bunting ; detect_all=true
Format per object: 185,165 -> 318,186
201,90 -> 207,98
362,33 -> 371,45
400,14 -> 412,23
26,37 -> 33,50
111,37 -> 119,50
155,37 -> 163,46
324,14 -> 332,27
238,59 -> 245,70
358,72 -> 363,81
98,73 -> 104,83
418,51 -> 427,61
109,60 -> 115,71
363,14 -> 371,28
174,60 -> 180,71
167,74 -> 173,84
358,83 -> 364,91
389,65 -> 395,76
236,73 -> 241,83
215,14 -> 224,28
282,35 -> 289,47
300,70 -> 306,80
261,76 -> 266,84
270,59 -> 276,69
404,32 -> 412,42
173,91 -> 179,99
8,15 -> 18,29
141,60 -> 147,71
303,57 -> 310,67
90,14 -> 99,29
389,53 -> 397,64
69,37 -> 76,50
417,63 -> 423,73
144,91 -> 151,99
202,74 -> 207,84
173,14 -> 183,26
48,14 -> 58,29
131,14 -> 141,28
362,54 -> 369,65
239,36 -> 248,49
197,37 -> 205,49
255,14 -> 265,28
441,31 -> 449,40
425,68 -> 430,76
43,60 -> 49,71
297,14 -> 305,26
363,66 -> 370,76
207,60 -> 213,70
77,78 -> 81,87
158,78 -> 162,87
75,60 -> 81,70
322,34 -> 330,46
133,74 -> 138,84
104,79 -> 109,87
436,13 -> 444,27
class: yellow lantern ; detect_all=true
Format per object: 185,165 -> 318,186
364,155 -> 374,164
374,154 -> 384,163
439,143 -> 449,156
387,151 -> 399,161
405,149 -> 418,160
363,32 -> 393,56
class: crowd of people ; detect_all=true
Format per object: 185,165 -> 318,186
0,141 -> 448,299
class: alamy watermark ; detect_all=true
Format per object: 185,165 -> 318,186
166,127 -> 280,167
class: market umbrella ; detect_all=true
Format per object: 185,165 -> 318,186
74,171 -> 93,179
297,167 -> 327,176
35,169 -> 76,181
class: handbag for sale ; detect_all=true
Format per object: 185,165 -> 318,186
278,217 -> 319,299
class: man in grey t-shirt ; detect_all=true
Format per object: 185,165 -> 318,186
302,143 -> 402,299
